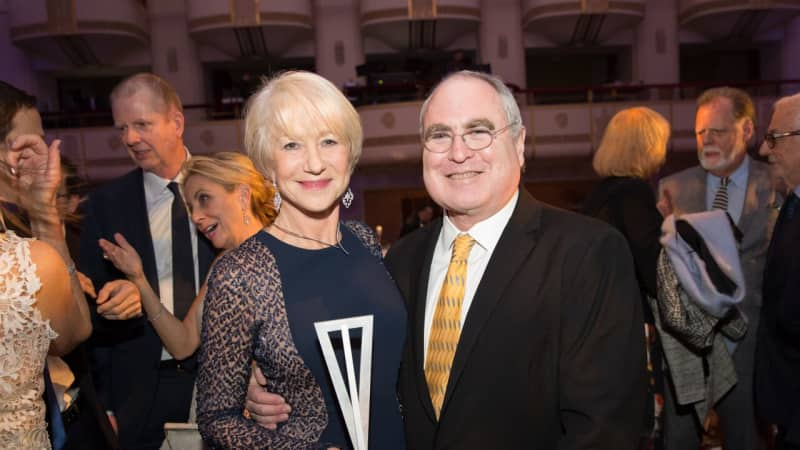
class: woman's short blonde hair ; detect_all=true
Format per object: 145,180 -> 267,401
180,152 -> 276,227
243,71 -> 363,179
593,107 -> 670,179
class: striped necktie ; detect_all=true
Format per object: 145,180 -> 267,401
712,177 -> 729,211
425,233 -> 476,419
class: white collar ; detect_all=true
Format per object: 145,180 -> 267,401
709,155 -> 749,188
142,147 -> 191,201
440,190 -> 519,253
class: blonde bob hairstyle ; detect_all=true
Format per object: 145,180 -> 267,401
179,152 -> 276,227
593,107 -> 670,179
243,71 -> 363,179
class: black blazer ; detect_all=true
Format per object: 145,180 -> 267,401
385,189 -> 647,450
582,176 -> 662,307
755,196 -> 800,445
77,168 -> 214,444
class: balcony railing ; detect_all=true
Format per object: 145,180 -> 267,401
40,78 -> 800,130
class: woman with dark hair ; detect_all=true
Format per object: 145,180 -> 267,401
0,82 -> 92,448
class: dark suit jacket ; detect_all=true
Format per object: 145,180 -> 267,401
385,189 -> 647,450
755,194 -> 800,445
77,168 -> 214,445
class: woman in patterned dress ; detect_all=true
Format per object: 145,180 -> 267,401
0,82 -> 92,448
196,71 -> 407,450
99,152 -> 276,361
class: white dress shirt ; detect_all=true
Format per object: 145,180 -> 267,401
706,155 -> 750,223
423,190 -> 519,361
143,161 -> 200,360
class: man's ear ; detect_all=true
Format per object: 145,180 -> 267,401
742,118 -> 754,143
172,109 -> 185,139
515,126 -> 526,167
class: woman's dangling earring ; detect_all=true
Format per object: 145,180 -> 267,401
342,187 -> 354,209
242,205 -> 250,225
272,178 -> 282,212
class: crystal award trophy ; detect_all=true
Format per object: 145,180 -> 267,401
314,315 -> 374,450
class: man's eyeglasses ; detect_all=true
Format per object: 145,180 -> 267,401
763,130 -> 800,149
423,122 -> 518,153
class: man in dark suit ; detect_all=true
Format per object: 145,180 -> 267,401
78,73 -> 214,449
383,71 -> 647,449
659,87 -> 778,450
755,92 -> 800,450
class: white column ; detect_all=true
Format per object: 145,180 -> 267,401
781,16 -> 800,95
633,0 -> 679,85
314,0 -> 364,88
147,1 -> 204,118
0,0 -> 40,97
479,0 -> 526,89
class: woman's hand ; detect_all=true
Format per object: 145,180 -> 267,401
98,233 -> 145,281
8,135 -> 61,213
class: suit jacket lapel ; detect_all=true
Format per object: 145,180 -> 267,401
128,170 -> 160,295
441,189 -> 541,413
412,220 -> 442,422
737,162 -> 771,239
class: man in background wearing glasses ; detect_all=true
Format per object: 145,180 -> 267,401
755,92 -> 800,450
659,87 -> 778,450
384,70 -> 647,449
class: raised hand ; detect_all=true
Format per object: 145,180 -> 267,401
8,135 -> 61,212
98,233 -> 145,282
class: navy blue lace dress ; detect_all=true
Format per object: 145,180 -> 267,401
197,222 -> 406,450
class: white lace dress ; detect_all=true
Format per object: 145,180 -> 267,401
0,231 -> 58,449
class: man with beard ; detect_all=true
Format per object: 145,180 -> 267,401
659,87 -> 779,450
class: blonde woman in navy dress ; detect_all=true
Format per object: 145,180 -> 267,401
196,71 -> 407,450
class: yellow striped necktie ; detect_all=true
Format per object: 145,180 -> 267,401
425,233 -> 476,419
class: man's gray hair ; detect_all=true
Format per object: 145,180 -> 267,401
419,70 -> 523,138
774,92 -> 800,116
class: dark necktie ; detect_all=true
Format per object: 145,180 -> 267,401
712,177 -> 729,211
167,182 -> 195,320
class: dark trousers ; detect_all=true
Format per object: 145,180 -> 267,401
119,366 -> 194,450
